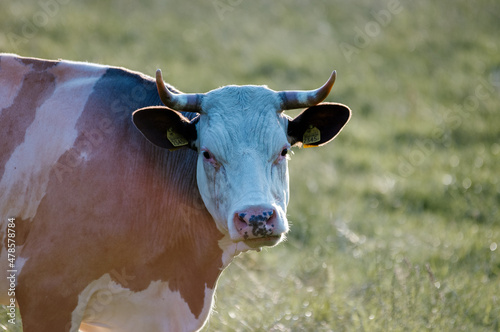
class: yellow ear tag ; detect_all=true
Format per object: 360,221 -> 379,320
166,127 -> 188,147
303,125 -> 321,148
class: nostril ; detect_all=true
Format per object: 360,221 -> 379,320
262,210 -> 276,225
262,210 -> 273,219
234,213 -> 248,234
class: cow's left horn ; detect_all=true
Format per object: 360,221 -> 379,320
156,69 -> 204,113
279,70 -> 336,110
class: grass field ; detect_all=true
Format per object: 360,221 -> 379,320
1,0 -> 499,331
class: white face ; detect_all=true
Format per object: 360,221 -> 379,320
195,85 -> 290,248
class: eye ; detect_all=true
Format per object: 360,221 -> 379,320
201,148 -> 219,167
275,145 -> 291,164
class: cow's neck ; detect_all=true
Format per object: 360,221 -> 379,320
119,147 -> 228,319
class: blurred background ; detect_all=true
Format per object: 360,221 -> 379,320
1,0 -> 499,330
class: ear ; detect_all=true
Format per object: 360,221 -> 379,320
287,102 -> 351,147
132,106 -> 198,150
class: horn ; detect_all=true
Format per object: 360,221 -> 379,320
155,69 -> 203,113
279,70 -> 336,110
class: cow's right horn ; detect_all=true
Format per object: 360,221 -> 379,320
156,69 -> 204,113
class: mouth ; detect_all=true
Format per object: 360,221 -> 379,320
243,235 -> 283,249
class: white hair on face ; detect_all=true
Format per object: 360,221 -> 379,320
195,85 -> 290,242
198,85 -> 285,155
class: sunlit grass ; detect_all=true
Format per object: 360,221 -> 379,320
1,0 -> 499,330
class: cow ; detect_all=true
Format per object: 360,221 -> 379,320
0,54 -> 351,331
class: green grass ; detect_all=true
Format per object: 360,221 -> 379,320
1,0 -> 499,331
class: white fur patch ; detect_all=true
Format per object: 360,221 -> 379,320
73,274 -> 215,332
0,63 -> 106,220
0,55 -> 31,116
218,233 -> 253,267
195,86 -> 290,242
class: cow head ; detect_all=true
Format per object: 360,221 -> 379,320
133,70 -> 350,249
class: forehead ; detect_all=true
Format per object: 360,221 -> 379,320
198,85 -> 287,147
202,85 -> 281,116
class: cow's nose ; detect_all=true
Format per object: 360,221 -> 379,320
233,206 -> 277,240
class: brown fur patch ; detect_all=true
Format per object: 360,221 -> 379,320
14,66 -> 225,330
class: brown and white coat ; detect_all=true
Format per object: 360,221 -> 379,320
0,54 -> 350,331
